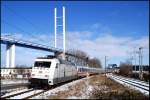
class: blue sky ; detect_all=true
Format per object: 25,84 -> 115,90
1,1 -> 149,68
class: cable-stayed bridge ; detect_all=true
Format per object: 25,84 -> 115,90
1,6 -> 103,73
0,35 -> 81,68
1,6 -> 67,68
0,36 -> 63,53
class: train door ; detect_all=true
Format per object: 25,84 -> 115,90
58,63 -> 61,83
56,63 -> 59,83
64,65 -> 65,78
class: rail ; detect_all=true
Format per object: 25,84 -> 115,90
107,74 -> 149,96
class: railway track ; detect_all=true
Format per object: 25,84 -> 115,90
2,85 -> 66,99
107,74 -> 149,96
1,88 -> 33,99
1,76 -> 88,99
1,88 -> 50,99
0,74 -> 98,99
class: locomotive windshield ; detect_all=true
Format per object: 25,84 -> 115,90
34,61 -> 51,68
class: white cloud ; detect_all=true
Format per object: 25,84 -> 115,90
64,31 -> 149,65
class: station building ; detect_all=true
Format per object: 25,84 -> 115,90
0,67 -> 32,79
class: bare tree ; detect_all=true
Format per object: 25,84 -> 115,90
88,57 -> 102,68
119,63 -> 132,77
66,49 -> 102,68
66,49 -> 88,66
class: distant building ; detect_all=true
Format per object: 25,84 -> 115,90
0,67 -> 32,79
132,65 -> 149,74
107,64 -> 119,73
108,64 -> 117,69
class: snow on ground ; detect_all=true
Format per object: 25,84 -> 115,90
67,96 -> 80,99
78,85 -> 94,99
1,79 -> 29,96
1,88 -> 30,98
107,74 -> 149,96
9,89 -> 43,99
2,74 -> 147,99
31,77 -> 92,99
1,87 -> 28,97
1,79 -> 29,85
31,76 -> 112,99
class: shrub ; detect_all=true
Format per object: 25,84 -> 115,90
132,73 -> 140,80
143,73 -> 149,82
90,89 -> 149,99
119,63 -> 132,77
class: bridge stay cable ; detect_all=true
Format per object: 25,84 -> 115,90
2,7 -> 51,44
1,6 -> 92,68
1,20 -> 51,45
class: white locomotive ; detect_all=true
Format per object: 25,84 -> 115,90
29,55 -> 78,87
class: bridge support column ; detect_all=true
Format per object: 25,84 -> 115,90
6,44 -> 11,68
11,44 -> 15,68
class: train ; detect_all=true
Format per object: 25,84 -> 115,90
29,55 -> 103,88
29,55 -> 78,87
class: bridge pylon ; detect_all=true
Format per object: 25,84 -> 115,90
5,43 -> 15,68
54,6 -> 66,59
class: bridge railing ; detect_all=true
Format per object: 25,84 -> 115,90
0,36 -> 63,52
1,36 -> 96,63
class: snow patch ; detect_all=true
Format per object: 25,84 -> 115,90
1,79 -> 28,85
9,89 -> 43,99
2,88 -> 29,98
67,96 -> 80,99
31,77 -> 91,99
1,87 -> 27,97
